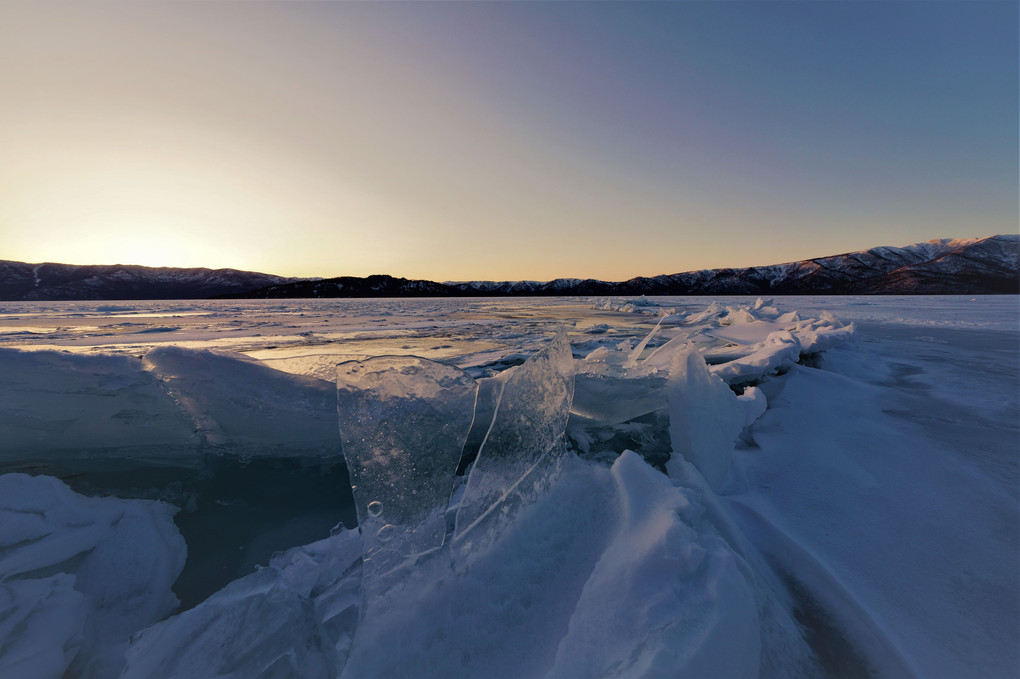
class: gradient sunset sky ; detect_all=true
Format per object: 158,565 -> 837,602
1,1 -> 1016,281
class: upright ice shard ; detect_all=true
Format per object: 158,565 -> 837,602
336,357 -> 477,582
624,316 -> 665,368
454,330 -> 574,552
667,347 -> 746,490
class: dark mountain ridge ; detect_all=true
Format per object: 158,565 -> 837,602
2,235 -> 1016,301
0,261 -> 299,301
224,234 -> 1018,299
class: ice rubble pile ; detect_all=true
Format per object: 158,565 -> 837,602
0,298 -> 850,466
630,298 -> 856,384
0,299 -> 859,678
591,295 -> 664,314
569,298 -> 853,472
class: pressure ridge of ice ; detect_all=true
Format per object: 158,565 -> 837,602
2,297 -> 1016,678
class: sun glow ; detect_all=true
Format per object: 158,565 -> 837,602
4,185 -> 234,270
0,117 -> 428,277
82,217 -> 207,269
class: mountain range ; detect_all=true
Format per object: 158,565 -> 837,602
0,261 -> 296,301
1,235 -> 1016,301
225,235 -> 1018,299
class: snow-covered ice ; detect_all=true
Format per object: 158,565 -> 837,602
0,474 -> 185,679
0,295 -> 1016,678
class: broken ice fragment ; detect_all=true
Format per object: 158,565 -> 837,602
667,347 -> 747,491
454,329 -> 575,547
571,373 -> 668,426
122,530 -> 363,679
795,322 -> 856,354
624,316 -> 666,368
336,356 -> 477,577
710,330 -> 802,385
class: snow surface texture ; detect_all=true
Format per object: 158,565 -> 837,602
0,474 -> 185,679
0,297 -> 1016,678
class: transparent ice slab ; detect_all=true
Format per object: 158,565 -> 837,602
336,356 -> 478,586
454,329 -> 575,552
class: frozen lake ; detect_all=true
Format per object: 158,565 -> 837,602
0,295 -> 1016,678
2,295 -> 1015,357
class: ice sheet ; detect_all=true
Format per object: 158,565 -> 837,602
727,358 -> 1019,677
143,346 -> 340,456
0,348 -> 196,461
0,295 -> 1015,678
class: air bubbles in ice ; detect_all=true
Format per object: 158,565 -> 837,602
367,501 -> 383,518
376,524 -> 396,542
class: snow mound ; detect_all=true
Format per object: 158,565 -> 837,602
548,451 -> 761,677
0,473 -> 185,679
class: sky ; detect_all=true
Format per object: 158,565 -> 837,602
0,1 -> 1016,281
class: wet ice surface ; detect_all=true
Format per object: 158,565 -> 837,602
0,295 -> 1017,678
